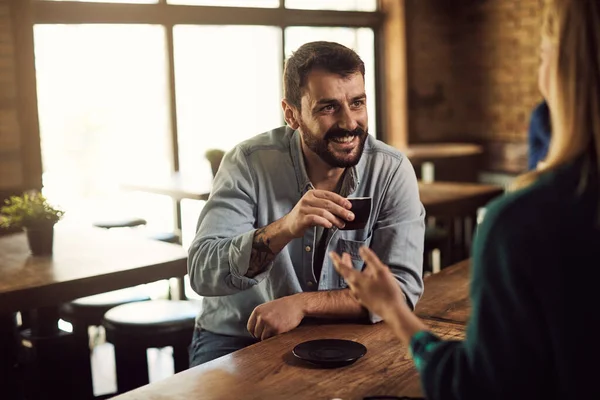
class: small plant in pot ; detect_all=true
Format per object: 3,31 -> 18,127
0,192 -> 65,256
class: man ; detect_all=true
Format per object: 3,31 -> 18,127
188,41 -> 425,366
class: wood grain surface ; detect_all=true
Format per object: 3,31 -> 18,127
0,223 -> 187,313
416,259 -> 471,325
112,319 -> 466,400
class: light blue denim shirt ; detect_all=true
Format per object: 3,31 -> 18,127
188,126 -> 425,337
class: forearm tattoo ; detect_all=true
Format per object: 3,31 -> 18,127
247,227 -> 276,278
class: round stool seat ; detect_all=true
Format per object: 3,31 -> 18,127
60,288 -> 151,327
93,218 -> 147,229
103,300 -> 200,338
148,231 -> 180,244
103,300 -> 201,393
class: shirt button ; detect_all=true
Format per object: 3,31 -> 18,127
305,245 -> 311,252
307,281 -> 314,287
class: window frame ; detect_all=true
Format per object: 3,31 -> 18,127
31,0 -> 385,176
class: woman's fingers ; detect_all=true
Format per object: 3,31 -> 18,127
330,251 -> 351,271
341,252 -> 352,267
330,251 -> 360,286
359,246 -> 387,271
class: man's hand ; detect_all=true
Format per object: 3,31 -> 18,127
247,295 -> 305,340
282,190 -> 354,238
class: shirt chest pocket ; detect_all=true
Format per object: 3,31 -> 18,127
337,236 -> 372,288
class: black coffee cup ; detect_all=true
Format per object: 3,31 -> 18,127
341,197 -> 372,230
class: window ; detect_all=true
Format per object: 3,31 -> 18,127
168,0 -> 279,7
173,25 -> 282,246
35,24 -> 174,232
41,0 -> 157,3
174,25 -> 282,177
285,0 -> 376,12
31,0 -> 382,248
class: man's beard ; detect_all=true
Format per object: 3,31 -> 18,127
299,121 -> 368,168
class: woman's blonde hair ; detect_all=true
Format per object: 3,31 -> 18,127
513,0 -> 600,201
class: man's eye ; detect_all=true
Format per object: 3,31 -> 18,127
322,105 -> 335,111
352,100 -> 365,107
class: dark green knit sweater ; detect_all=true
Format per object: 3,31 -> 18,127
410,155 -> 600,400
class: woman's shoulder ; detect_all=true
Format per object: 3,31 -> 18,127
484,176 -> 558,229
478,158 -> 595,249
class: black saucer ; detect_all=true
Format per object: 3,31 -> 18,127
292,339 -> 367,368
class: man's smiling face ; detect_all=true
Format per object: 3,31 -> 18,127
296,69 -> 369,168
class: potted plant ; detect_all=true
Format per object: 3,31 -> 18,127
0,192 -> 65,255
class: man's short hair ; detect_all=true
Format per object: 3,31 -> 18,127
283,41 -> 365,110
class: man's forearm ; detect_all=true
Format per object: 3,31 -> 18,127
246,217 -> 294,278
297,289 -> 368,320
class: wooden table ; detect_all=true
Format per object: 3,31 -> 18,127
112,319 -> 465,400
406,143 -> 483,161
415,259 -> 471,325
120,172 -> 212,202
0,223 -> 188,314
419,181 -> 504,218
110,259 -> 473,400
419,182 -> 503,265
0,223 -> 188,400
120,172 -> 213,239
405,143 -> 484,182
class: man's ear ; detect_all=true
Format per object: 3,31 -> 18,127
281,99 -> 300,130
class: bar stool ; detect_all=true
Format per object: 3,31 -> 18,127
55,288 -> 151,398
59,287 -> 151,341
102,299 -> 201,394
148,231 -> 180,244
18,325 -> 94,400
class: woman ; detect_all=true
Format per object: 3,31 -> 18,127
331,1 -> 600,398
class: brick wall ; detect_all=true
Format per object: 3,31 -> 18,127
406,0 -> 545,173
0,0 -> 24,190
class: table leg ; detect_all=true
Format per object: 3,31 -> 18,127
174,199 -> 183,239
19,307 -> 95,400
169,276 -> 187,300
448,217 -> 463,263
464,213 -> 478,255
0,312 -> 22,399
29,306 -> 60,336
173,199 -> 187,300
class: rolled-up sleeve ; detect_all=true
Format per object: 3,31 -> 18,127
372,156 -> 425,312
188,146 -> 273,296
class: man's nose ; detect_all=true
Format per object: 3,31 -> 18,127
337,106 -> 358,132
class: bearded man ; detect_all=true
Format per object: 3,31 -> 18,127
187,41 -> 425,366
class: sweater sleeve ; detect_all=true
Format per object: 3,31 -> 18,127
409,197 -> 552,400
